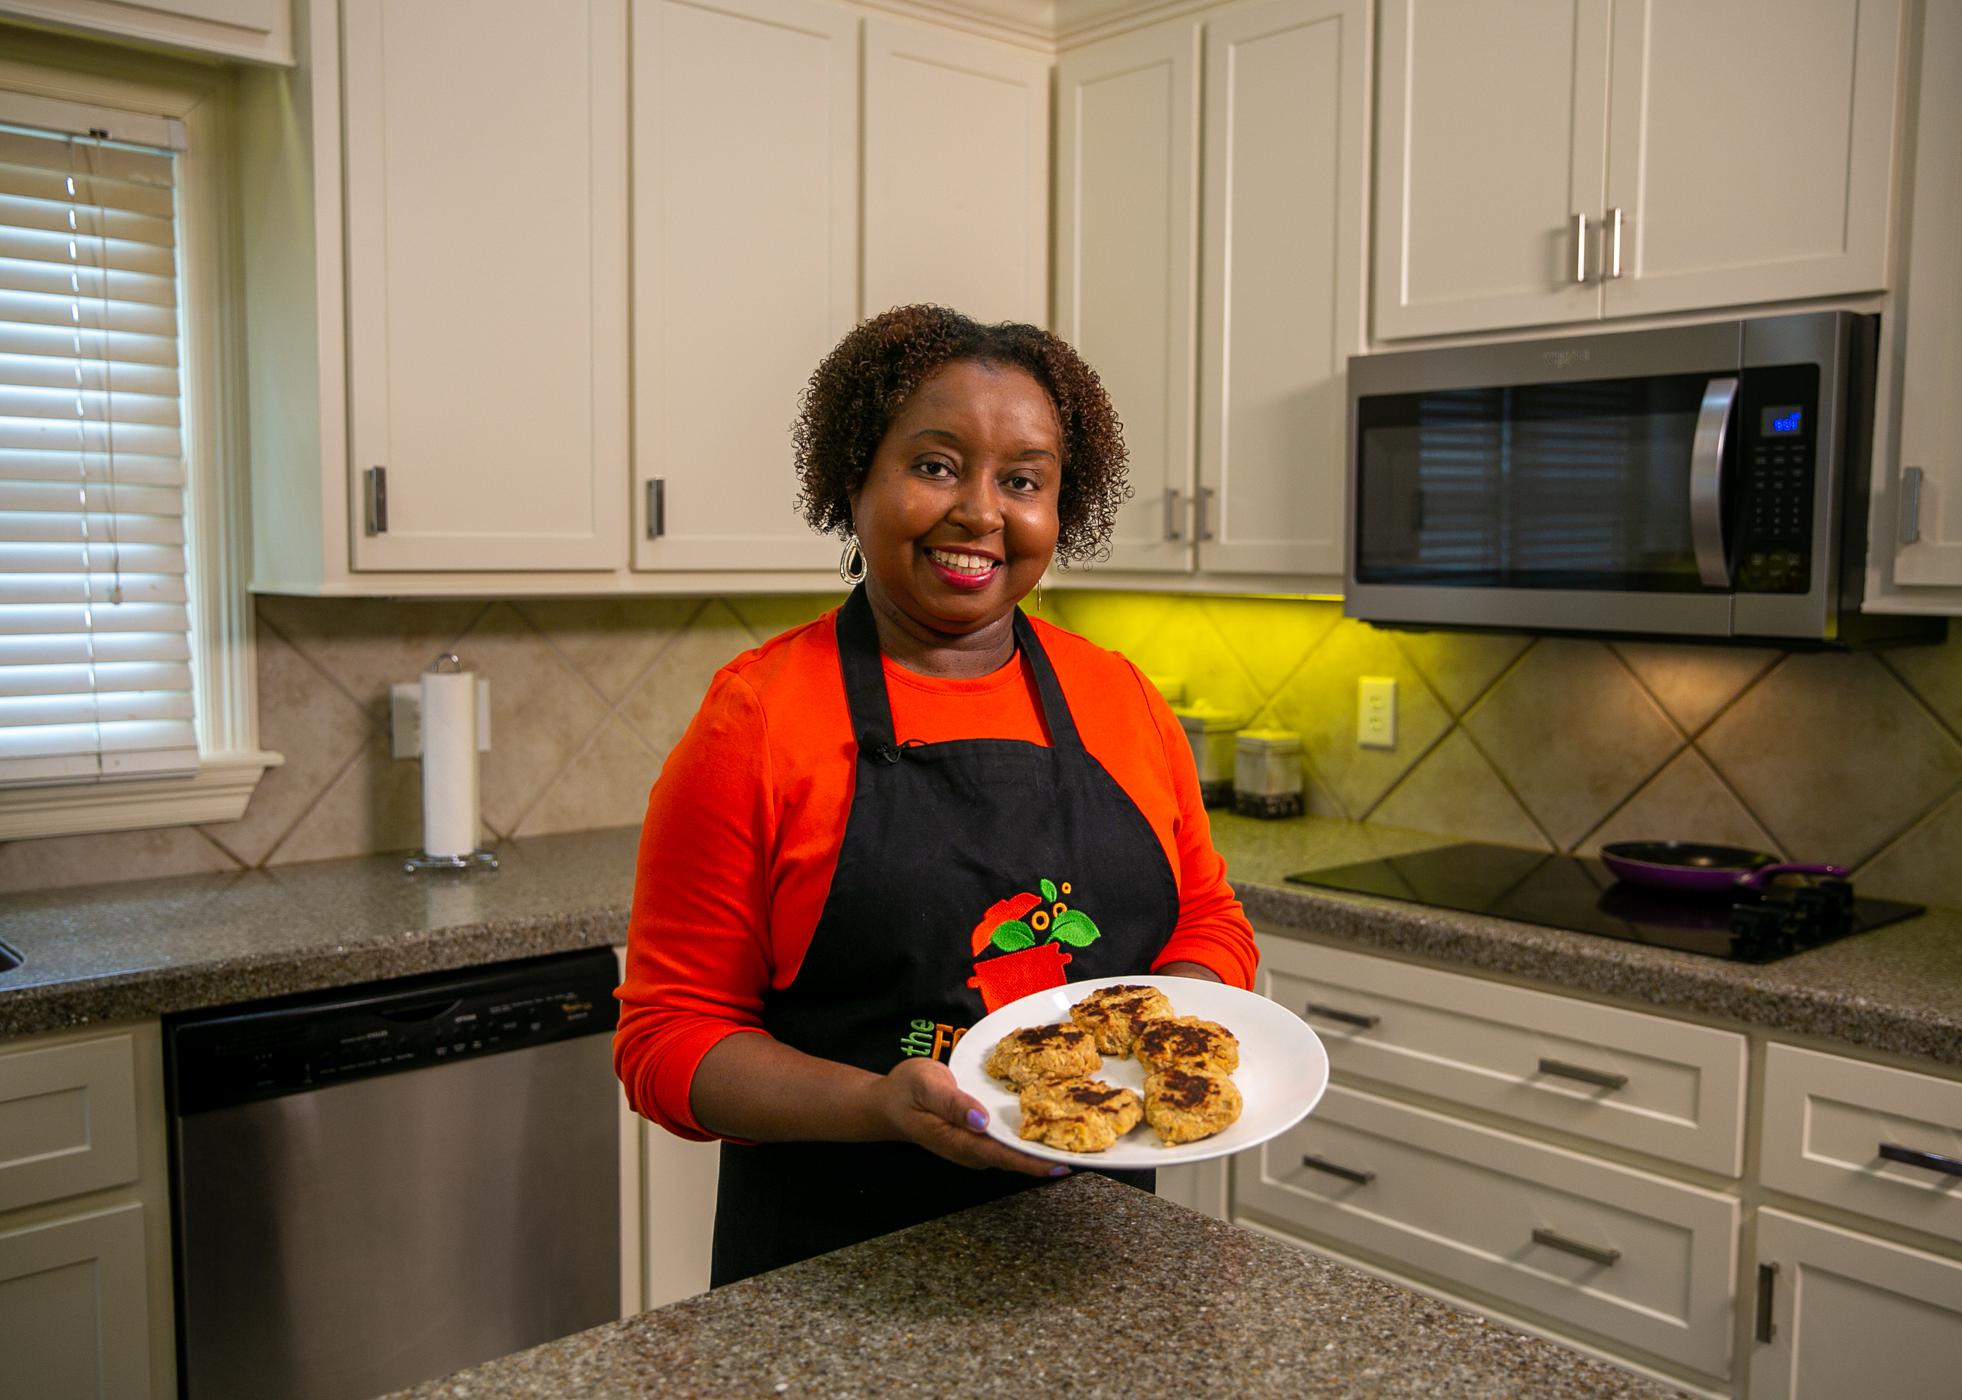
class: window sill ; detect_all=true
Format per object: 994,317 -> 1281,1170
0,751 -> 284,841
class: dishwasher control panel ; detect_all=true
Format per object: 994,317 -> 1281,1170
167,947 -> 619,1115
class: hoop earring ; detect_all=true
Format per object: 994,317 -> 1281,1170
839,535 -> 866,585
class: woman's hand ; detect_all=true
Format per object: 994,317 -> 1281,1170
865,1057 -> 1063,1177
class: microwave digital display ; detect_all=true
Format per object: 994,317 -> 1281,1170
1761,405 -> 1804,435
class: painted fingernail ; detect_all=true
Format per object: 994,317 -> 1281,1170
966,1109 -> 987,1130
1048,1165 -> 1071,1177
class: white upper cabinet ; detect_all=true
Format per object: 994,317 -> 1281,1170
1197,0 -> 1364,578
630,0 -> 856,574
1374,0 -> 1904,341
0,0 -> 292,64
341,0 -> 628,574
1054,0 -> 1364,589
1054,21 -> 1201,574
1601,0 -> 1901,319
1892,0 -> 1962,589
863,19 -> 1050,325
1372,0 -> 1609,340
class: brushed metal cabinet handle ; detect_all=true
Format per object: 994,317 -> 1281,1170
1570,211 -> 1590,283
1301,1154 -> 1375,1186
1901,466 -> 1924,544
1607,206 -> 1625,279
1165,487 -> 1185,542
1538,1057 -> 1628,1091
365,466 -> 388,535
1304,1002 -> 1379,1030
1531,1227 -> 1620,1267
1879,1142 -> 1962,1177
1755,1262 -> 1778,1344
1198,485 -> 1216,541
646,478 -> 666,540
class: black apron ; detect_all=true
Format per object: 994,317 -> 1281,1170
708,585 -> 1181,1286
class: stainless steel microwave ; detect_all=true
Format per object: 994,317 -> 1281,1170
1345,312 -> 1938,646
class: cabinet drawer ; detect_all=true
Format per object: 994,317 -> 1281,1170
1258,935 -> 1747,1175
0,1032 -> 139,1213
1237,1082 -> 1738,1378
1762,1044 -> 1962,1247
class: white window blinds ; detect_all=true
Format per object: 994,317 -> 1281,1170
0,119 -> 197,785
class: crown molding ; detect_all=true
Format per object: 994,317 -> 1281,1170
866,0 -> 1057,45
1055,0 -> 1208,44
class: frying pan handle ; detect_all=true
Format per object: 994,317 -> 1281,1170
1738,862 -> 1849,889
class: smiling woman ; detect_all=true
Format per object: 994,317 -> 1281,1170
614,306 -> 1258,1286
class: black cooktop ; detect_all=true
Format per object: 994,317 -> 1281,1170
1286,841 -> 1923,962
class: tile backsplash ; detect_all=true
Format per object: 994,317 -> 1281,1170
3,589 -> 1959,913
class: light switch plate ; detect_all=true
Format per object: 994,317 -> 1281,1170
389,679 -> 493,758
1359,676 -> 1397,749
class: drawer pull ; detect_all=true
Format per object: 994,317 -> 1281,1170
1304,1002 -> 1379,1030
1755,1262 -> 1778,1344
1301,1154 -> 1375,1186
1537,1057 -> 1628,1091
1530,1227 -> 1620,1267
1878,1142 -> 1962,1178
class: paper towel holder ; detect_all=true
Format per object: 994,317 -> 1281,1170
394,652 -> 499,874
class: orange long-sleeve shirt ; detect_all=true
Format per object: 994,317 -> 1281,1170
613,610 -> 1258,1139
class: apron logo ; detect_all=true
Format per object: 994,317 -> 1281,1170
896,878 -> 1105,1060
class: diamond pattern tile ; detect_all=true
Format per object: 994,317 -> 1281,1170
267,726 -> 429,865
1371,730 -> 1551,851
619,600 -> 759,758
516,597 -> 705,703
1199,596 -> 1339,698
1393,630 -> 1532,715
253,596 -> 486,722
1464,640 -> 1682,850
1882,635 -> 1962,740
201,616 -> 372,867
728,593 -> 847,644
453,604 -> 612,838
1577,748 -> 1780,857
0,826 -> 240,894
1266,620 -> 1451,819
1612,641 -> 1779,736
515,716 -> 661,839
1699,652 -> 1962,867
1856,793 -> 1962,909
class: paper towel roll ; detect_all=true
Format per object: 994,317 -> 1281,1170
420,661 -> 479,858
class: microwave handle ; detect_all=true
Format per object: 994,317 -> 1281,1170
1691,376 -> 1740,587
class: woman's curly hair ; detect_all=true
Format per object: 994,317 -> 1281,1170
793,305 -> 1130,566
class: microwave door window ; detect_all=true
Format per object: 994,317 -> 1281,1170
1355,374 -> 1723,593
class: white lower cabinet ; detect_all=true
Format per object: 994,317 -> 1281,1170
1245,931 -> 1962,1396
1749,1209 -> 1962,1399
1239,1082 -> 1738,1378
0,1023 -> 173,1400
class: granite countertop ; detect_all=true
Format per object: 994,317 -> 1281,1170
3,817 -> 1959,1069
385,1173 -> 1683,1400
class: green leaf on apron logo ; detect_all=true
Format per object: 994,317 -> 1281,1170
1040,878 -> 1058,902
1047,908 -> 1101,947
990,919 -> 1037,952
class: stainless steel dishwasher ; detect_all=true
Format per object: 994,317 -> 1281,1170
165,947 -> 621,1400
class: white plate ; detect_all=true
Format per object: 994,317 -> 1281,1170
947,975 -> 1329,1168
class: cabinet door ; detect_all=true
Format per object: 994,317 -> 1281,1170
1054,21 -> 1201,574
863,19 -> 1049,326
1602,0 -> 1902,319
631,0 -> 856,573
1196,0 -> 1364,578
1372,0 -> 1610,339
343,0 -> 629,572
0,1203 -> 151,1400
1750,1209 -> 1962,1399
1894,0 -> 1962,588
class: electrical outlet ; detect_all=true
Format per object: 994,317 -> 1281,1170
1358,677 -> 1397,749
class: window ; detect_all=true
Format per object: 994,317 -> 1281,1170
0,39 -> 272,840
